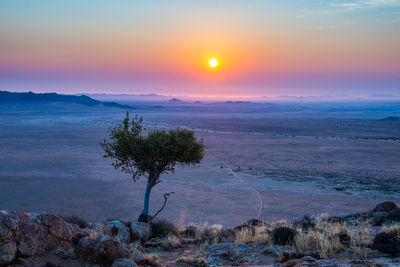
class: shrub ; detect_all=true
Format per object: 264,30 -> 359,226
382,223 -> 400,236
150,219 -> 178,238
234,226 -> 271,244
161,234 -> 181,248
197,223 -> 224,244
60,215 -> 89,229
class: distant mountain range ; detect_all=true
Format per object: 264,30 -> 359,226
0,91 -> 132,109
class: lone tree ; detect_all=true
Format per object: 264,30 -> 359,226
100,112 -> 204,222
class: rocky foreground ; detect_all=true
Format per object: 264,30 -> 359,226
1,202 -> 400,267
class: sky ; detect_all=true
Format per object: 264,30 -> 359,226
0,0 -> 399,99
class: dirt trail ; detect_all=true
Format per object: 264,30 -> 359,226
215,157 -> 264,220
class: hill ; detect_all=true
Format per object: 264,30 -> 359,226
0,91 -> 132,109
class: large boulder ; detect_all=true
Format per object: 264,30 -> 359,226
106,220 -> 132,244
6,210 -> 48,256
272,227 -> 296,245
38,212 -> 80,242
372,232 -> 400,255
77,235 -> 130,265
373,201 -> 398,213
112,258 -> 139,267
130,222 -> 151,242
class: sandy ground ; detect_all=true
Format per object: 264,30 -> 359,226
0,105 -> 399,227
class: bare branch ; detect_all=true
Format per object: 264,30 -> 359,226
151,192 -> 175,221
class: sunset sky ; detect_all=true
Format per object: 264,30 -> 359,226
0,0 -> 399,99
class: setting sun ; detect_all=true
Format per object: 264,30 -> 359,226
209,58 -> 218,68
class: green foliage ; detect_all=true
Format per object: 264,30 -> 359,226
100,112 -> 205,221
100,111 -> 205,182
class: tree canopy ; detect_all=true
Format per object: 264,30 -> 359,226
100,112 -> 205,221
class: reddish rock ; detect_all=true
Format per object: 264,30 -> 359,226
77,235 -> 130,265
39,212 -> 79,241
7,210 -> 48,256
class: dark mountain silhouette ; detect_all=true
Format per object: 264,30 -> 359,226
381,116 -> 400,121
0,91 -> 132,109
168,97 -> 183,102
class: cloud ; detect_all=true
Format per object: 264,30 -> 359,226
331,0 -> 400,10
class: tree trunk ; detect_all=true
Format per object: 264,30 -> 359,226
143,179 -> 153,216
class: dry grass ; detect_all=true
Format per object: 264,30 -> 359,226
382,223 -> 400,236
294,216 -> 348,258
138,254 -> 161,266
349,228 -> 374,258
161,234 -> 181,248
294,230 -> 343,258
197,223 -> 224,244
234,226 -> 271,244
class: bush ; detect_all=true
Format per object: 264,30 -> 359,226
60,215 -> 89,229
150,219 -> 178,238
161,234 -> 181,248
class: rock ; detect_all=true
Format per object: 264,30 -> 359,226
39,212 -> 78,241
111,258 -> 139,267
386,209 -> 400,222
0,242 -> 17,265
77,235 -> 130,265
272,227 -> 296,245
54,247 -> 76,259
106,220 -> 132,243
278,252 -> 320,263
0,210 -> 18,241
203,243 -> 252,266
301,256 -> 316,262
143,237 -> 163,247
14,257 -> 35,266
8,210 -> 48,256
373,201 -> 398,212
282,259 -> 300,267
126,245 -> 146,263
372,211 -> 388,226
372,232 -> 400,255
130,222 -> 151,242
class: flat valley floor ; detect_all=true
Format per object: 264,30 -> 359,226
1,102 -> 399,227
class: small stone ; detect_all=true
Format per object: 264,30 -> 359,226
54,248 -> 69,259
111,258 -> 139,267
301,256 -> 316,262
